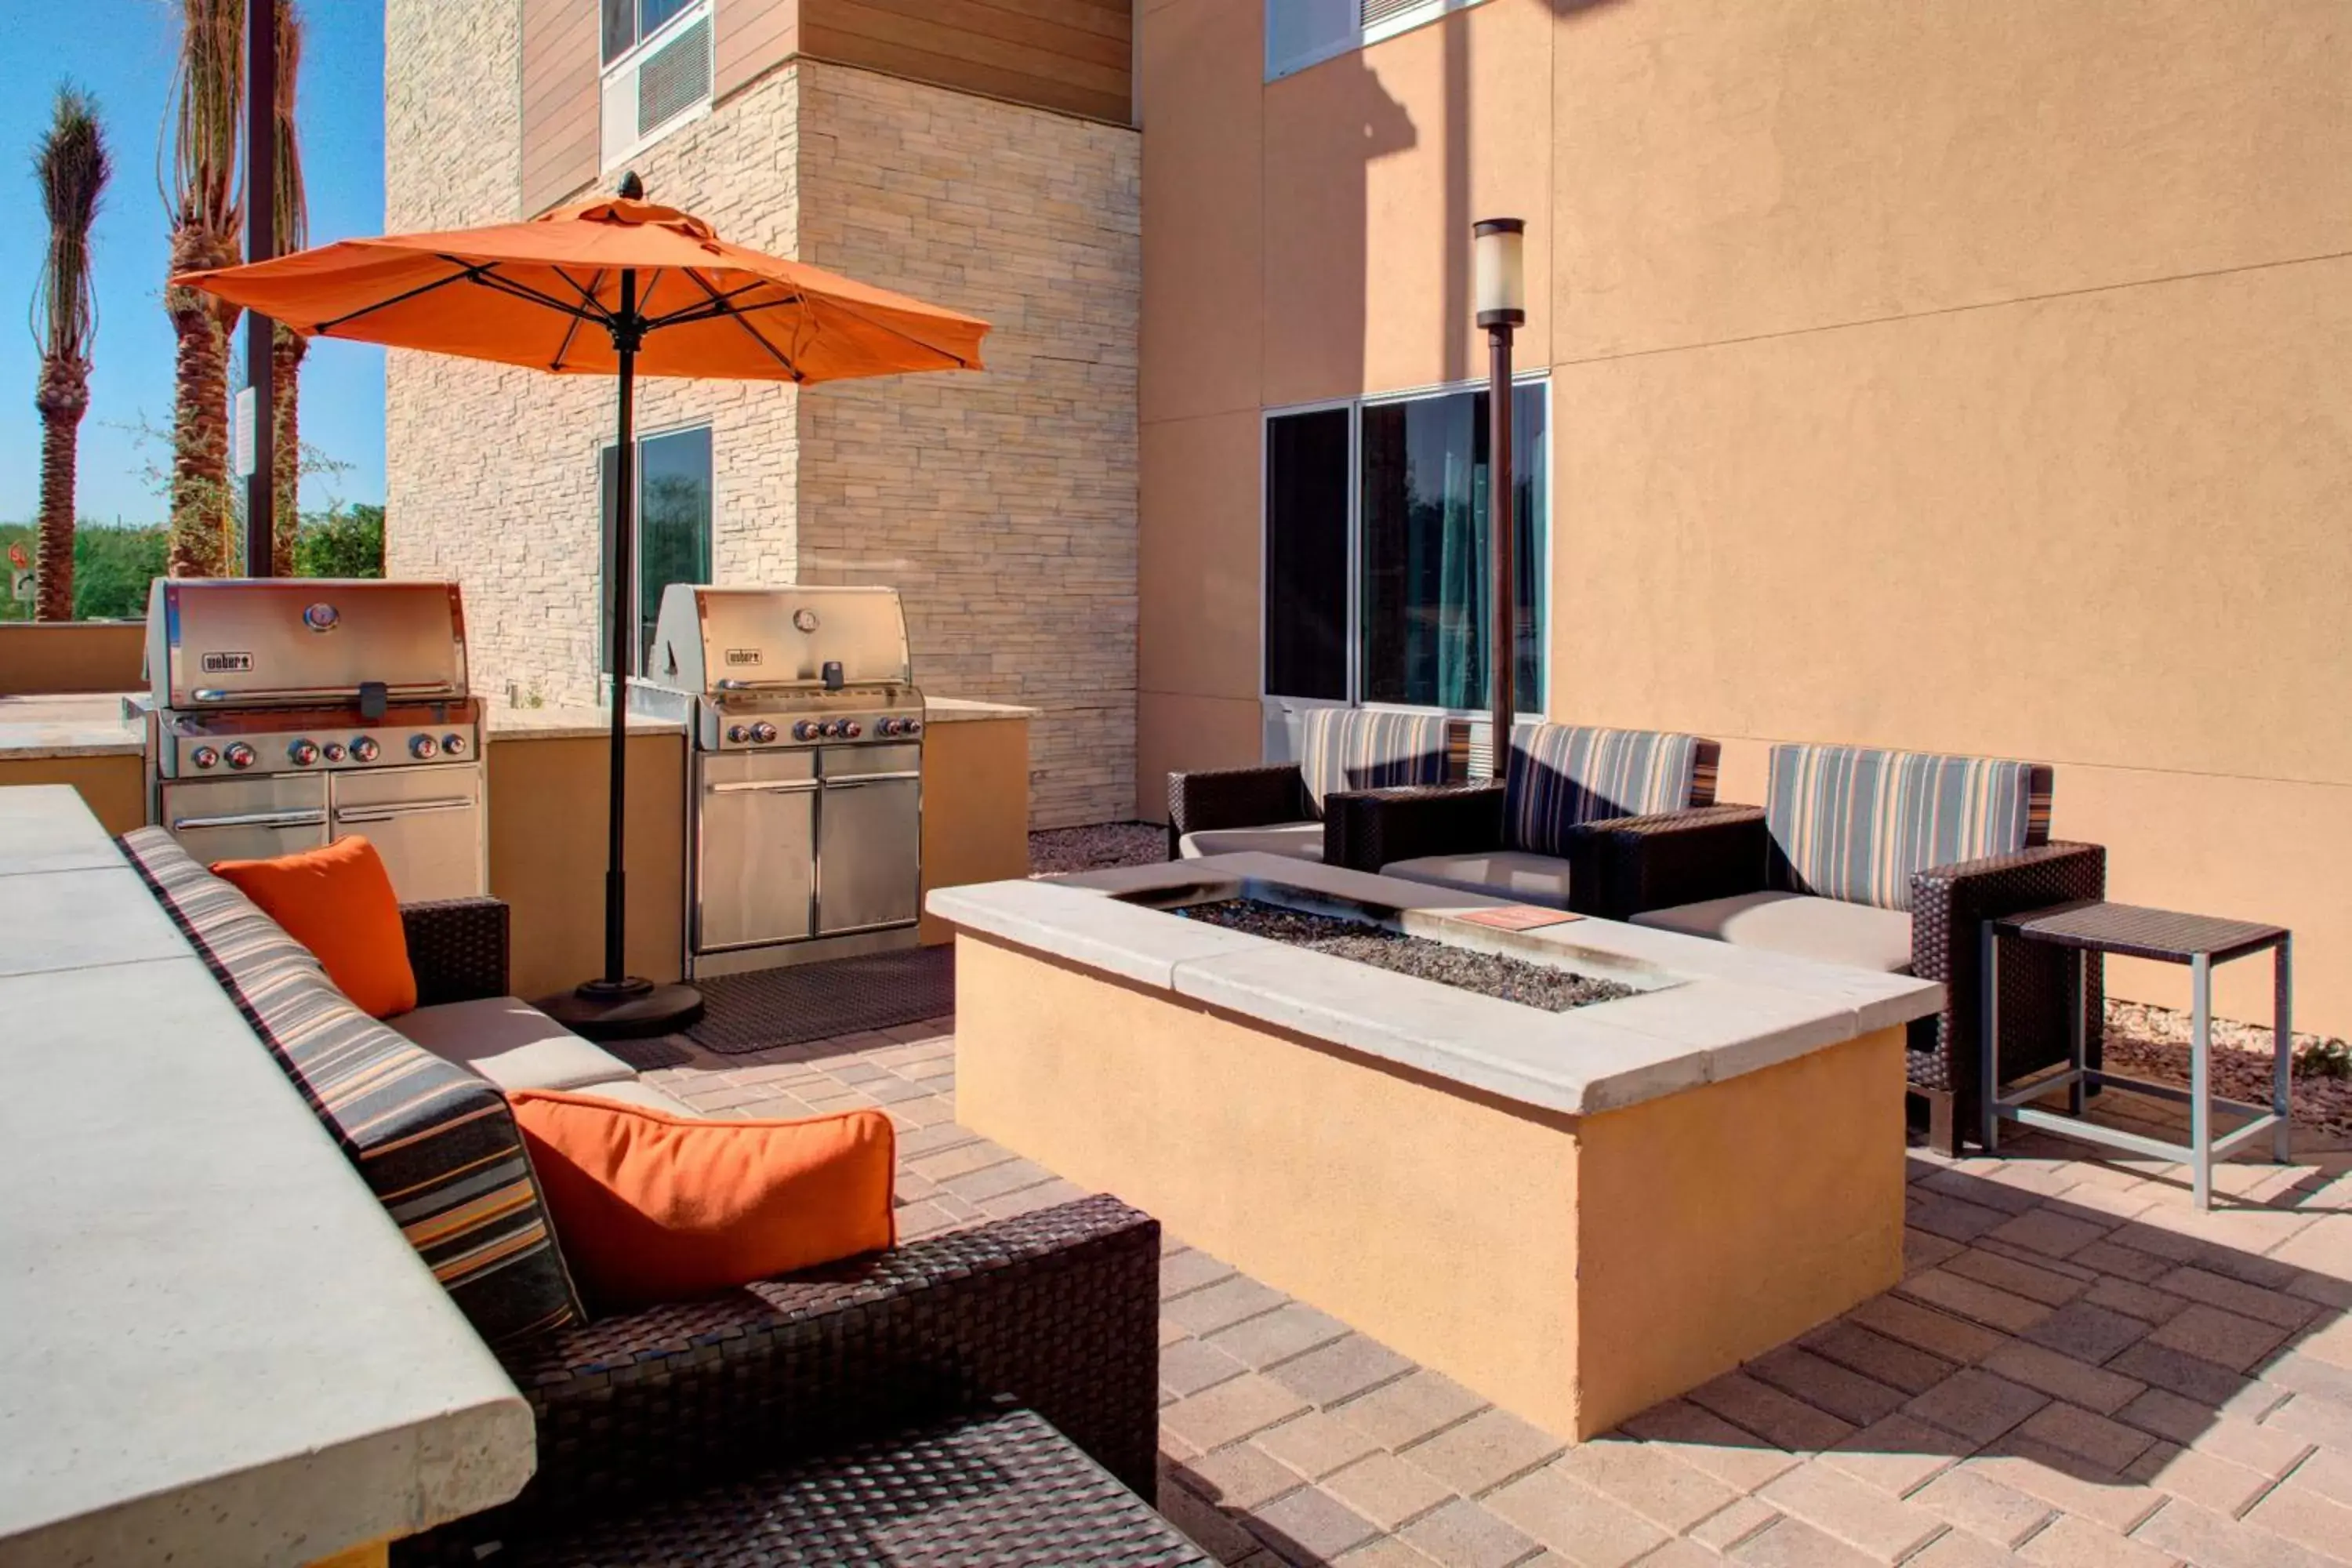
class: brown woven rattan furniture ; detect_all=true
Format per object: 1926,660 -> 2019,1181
400,1404 -> 1209,1566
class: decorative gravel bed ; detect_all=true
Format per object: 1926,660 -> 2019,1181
1029,822 -> 1165,877
2105,999 -> 2352,1145
1173,898 -> 1637,1012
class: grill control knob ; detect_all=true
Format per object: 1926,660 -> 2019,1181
442,734 -> 469,757
224,742 -> 257,771
288,740 -> 320,767
840,720 -> 863,739
190,746 -> 220,771
323,742 -> 348,763
750,721 -> 779,746
728,724 -> 751,744
410,735 -> 441,760
793,720 -> 820,742
903,720 -> 922,736
349,736 -> 381,763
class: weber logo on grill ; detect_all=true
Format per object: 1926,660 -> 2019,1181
200,652 -> 254,674
724,648 -> 763,666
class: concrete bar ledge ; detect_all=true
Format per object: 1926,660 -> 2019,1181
0,786 -> 534,1568
927,851 -> 1944,1116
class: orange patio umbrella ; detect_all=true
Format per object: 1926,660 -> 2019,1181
175,175 -> 990,1037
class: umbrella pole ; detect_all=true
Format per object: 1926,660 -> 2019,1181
544,266 -> 705,1040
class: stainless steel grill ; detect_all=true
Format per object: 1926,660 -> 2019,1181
632,583 -> 927,978
143,578 -> 487,901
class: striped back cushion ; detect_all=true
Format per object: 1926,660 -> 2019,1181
1297,708 -> 1456,815
1764,746 -> 2053,911
121,829 -> 584,1346
1506,724 -> 1721,856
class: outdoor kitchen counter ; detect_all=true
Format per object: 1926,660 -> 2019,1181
0,785 -> 534,1568
0,692 -> 143,758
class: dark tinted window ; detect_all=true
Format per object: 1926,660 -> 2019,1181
1264,408 -> 1352,700
600,426 -> 713,677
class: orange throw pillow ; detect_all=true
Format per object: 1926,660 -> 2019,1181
211,836 -> 418,1018
507,1091 -> 896,1308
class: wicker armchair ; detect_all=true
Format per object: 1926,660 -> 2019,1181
381,897 -> 1167,1560
1581,747 -> 2106,1156
1165,708 -> 1462,862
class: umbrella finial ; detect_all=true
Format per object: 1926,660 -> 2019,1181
616,170 -> 645,201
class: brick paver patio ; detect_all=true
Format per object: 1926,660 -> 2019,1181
643,1018 -> 2352,1567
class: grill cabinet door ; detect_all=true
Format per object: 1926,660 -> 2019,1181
696,750 -> 817,952
160,775 -> 330,864
329,763 -> 486,902
816,757 -> 921,935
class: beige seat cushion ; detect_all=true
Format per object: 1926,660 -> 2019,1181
1377,851 -> 1575,910
389,996 -> 638,1091
562,1080 -> 702,1117
1177,822 -> 1324,862
1633,891 -> 1915,975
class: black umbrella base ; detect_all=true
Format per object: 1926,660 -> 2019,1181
539,976 -> 706,1040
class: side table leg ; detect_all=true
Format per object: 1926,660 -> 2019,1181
1980,923 -> 2001,1153
2191,953 -> 2213,1210
2068,948 -> 2088,1116
2274,937 -> 2294,1163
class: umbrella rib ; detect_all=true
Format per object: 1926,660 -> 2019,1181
643,277 -> 791,329
677,268 -> 804,380
793,295 -> 978,370
310,256 -> 604,336
546,267 -> 608,370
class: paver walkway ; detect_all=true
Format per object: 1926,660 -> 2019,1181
643,1021 -> 2352,1567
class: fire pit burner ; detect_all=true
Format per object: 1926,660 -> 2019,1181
1173,898 -> 1636,1012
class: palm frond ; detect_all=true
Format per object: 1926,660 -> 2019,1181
162,0 -> 244,238
274,2 -> 307,254
31,84 -> 111,361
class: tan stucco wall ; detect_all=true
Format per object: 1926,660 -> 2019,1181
1135,0 -> 2352,1032
916,717 -> 1031,945
0,626 -> 144,697
0,754 -> 143,836
955,930 -> 1905,1437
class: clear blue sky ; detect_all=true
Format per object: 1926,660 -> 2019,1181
0,0 -> 385,526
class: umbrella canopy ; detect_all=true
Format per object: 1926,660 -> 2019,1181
172,182 -> 989,1036
174,192 -> 989,381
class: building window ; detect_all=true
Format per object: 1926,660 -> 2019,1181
1264,380 -> 1546,716
1265,0 -> 1490,82
600,424 -> 713,678
600,0 -> 714,171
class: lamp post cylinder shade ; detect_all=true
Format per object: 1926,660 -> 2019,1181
1474,217 -> 1526,328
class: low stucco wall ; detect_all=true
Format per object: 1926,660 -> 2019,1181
0,624 -> 144,696
918,717 -> 1031,946
954,931 -> 1905,1439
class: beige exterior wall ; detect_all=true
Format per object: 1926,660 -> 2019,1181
1136,0 -> 2352,1033
386,31 -> 1139,826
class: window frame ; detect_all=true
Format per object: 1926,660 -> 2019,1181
1265,0 -> 1492,83
597,419 -> 718,684
1259,373 -> 1552,724
599,0 -> 716,172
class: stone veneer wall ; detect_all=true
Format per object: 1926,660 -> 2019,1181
795,66 -> 1140,829
385,34 -> 1137,825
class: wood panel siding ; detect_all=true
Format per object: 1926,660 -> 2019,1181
800,0 -> 1132,125
521,0 -> 601,213
717,0 -> 800,98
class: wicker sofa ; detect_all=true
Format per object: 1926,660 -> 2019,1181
114,828 -> 1164,1559
1576,744 -> 2105,1155
1165,706 -> 1464,862
1322,721 -> 1724,913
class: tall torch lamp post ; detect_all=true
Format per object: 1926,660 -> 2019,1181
1474,217 -> 1527,782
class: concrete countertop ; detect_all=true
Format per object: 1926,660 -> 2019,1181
927,852 -> 1944,1119
0,785 -> 535,1566
485,702 -> 684,742
922,695 -> 1039,723
0,694 -> 142,759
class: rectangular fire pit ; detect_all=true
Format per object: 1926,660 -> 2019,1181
929,853 -> 1944,1439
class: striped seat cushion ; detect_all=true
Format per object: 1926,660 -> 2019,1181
1298,708 -> 1457,816
1764,746 -> 2053,912
121,828 -> 584,1346
1505,724 -> 1720,857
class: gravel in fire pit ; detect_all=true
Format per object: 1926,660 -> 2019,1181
1175,898 -> 1636,1012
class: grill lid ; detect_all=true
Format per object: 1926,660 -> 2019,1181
147,578 -> 470,710
646,584 -> 913,694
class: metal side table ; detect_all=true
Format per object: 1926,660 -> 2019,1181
1982,900 -> 2290,1210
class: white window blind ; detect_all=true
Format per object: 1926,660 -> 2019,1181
1265,0 -> 1490,82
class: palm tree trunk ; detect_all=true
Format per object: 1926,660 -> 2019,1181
271,323 -> 304,575
34,360 -> 91,620
167,227 -> 238,578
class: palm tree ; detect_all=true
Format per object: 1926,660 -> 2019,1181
164,0 -> 244,578
268,2 -> 307,575
30,88 -> 111,621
